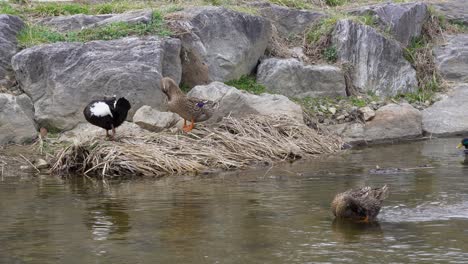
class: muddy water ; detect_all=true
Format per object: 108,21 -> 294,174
1,138 -> 468,263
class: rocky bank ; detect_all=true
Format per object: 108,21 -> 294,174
0,1 -> 467,147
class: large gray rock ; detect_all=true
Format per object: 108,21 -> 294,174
167,7 -> 271,87
133,105 -> 181,132
0,15 -> 24,90
12,36 -> 181,131
432,0 -> 468,26
187,82 -> 303,123
351,2 -> 428,46
434,34 -> 468,83
335,103 -> 422,144
0,93 -> 37,145
257,58 -> 346,98
58,121 -> 146,142
332,19 -> 417,97
251,2 -> 325,37
39,10 -> 153,32
422,84 -> 468,136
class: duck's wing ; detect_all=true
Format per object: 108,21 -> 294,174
187,97 -> 218,110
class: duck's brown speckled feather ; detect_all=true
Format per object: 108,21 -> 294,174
161,77 -> 218,122
331,185 -> 389,222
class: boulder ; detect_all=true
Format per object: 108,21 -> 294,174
187,82 -> 303,123
58,121 -> 146,142
335,103 -> 422,144
422,84 -> 468,136
257,58 -> 346,98
350,2 -> 428,46
166,7 -> 271,87
434,34 -> 468,83
0,15 -> 24,90
332,19 -> 417,96
11,36 -> 181,131
358,106 -> 375,121
0,93 -> 37,145
39,9 -> 153,32
250,2 -> 325,37
432,0 -> 468,26
133,105 -> 181,132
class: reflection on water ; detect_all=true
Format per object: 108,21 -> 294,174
1,138 -> 468,263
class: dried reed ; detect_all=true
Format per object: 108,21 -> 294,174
51,115 -> 343,178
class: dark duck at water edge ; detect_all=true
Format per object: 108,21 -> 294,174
457,138 -> 468,154
160,77 -> 218,132
83,96 -> 131,140
331,185 -> 389,223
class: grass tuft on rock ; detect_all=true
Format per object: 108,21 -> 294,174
304,13 -> 377,62
0,2 -> 20,15
50,115 -> 343,178
268,0 -> 313,9
225,75 -> 266,95
325,0 -> 346,7
21,1 -> 149,16
17,11 -> 171,48
402,10 -> 445,105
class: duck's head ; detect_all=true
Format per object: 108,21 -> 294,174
457,138 -> 468,150
160,77 -> 181,99
115,97 -> 131,112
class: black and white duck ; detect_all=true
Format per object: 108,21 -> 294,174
83,96 -> 131,140
457,138 -> 468,154
331,185 -> 389,223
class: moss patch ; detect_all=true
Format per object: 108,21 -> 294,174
225,75 -> 266,95
17,11 -> 170,48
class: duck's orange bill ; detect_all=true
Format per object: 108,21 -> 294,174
457,143 -> 463,149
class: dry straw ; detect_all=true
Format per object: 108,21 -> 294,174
51,115 -> 344,178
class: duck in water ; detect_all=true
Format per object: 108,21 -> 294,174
83,96 -> 131,140
160,77 -> 218,132
331,185 -> 389,223
457,138 -> 468,154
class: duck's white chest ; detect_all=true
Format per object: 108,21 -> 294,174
90,102 -> 113,118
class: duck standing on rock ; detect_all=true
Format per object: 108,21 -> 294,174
160,77 -> 218,132
331,185 -> 389,223
83,96 -> 131,140
457,138 -> 468,154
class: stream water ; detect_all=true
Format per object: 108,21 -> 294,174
1,138 -> 468,263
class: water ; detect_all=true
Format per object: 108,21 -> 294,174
1,138 -> 468,264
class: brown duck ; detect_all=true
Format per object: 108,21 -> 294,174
331,185 -> 389,222
160,77 -> 218,132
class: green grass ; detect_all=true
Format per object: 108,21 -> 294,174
403,36 -> 425,64
17,25 -> 66,47
325,0 -> 346,7
0,2 -> 20,15
17,11 -> 171,48
29,3 -> 90,16
180,83 -> 191,93
294,94 -> 378,118
393,90 -> 435,105
354,13 -> 377,26
16,1 -> 150,17
306,16 -> 341,44
268,0 -> 312,9
225,75 -> 266,95
323,46 -> 337,62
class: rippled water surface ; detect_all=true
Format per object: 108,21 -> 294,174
1,138 -> 468,263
